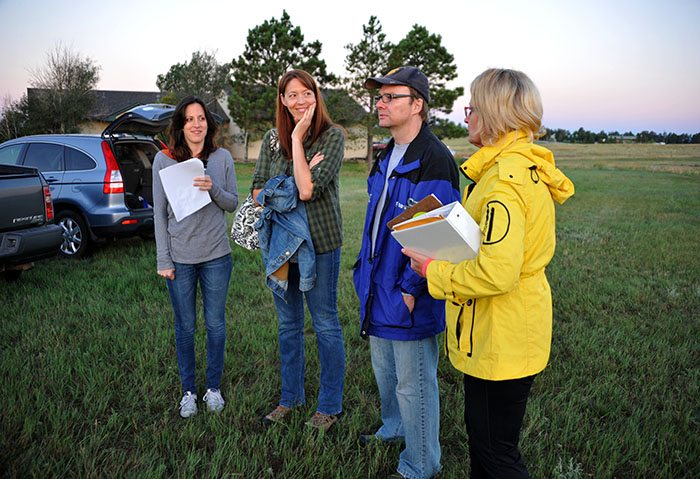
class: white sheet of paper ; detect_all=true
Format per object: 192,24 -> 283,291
158,158 -> 212,222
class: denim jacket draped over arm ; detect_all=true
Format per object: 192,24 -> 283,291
255,175 -> 316,301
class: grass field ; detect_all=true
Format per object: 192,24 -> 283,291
443,138 -> 700,176
1,143 -> 699,478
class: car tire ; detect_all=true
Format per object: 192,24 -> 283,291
57,211 -> 91,259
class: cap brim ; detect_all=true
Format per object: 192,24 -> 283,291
364,77 -> 409,90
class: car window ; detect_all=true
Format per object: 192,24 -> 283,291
0,144 -> 24,165
23,143 -> 64,172
65,146 -> 96,171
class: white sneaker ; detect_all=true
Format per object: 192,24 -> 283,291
179,391 -> 197,418
203,388 -> 225,413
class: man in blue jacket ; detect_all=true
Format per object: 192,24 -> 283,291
353,66 -> 460,479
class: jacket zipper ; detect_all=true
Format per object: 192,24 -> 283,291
448,300 -> 475,358
361,157 -> 400,339
467,299 -> 475,357
360,290 -> 374,339
455,304 -> 463,349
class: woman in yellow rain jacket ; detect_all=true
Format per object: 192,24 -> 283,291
403,68 -> 574,478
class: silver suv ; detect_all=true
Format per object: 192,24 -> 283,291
0,104 -> 174,258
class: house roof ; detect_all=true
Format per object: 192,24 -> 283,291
27,88 -> 230,123
88,90 -> 167,121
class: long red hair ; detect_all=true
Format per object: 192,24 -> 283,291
276,69 -> 332,159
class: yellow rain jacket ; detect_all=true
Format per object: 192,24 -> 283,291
425,131 -> 574,380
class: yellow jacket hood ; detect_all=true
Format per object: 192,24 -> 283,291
462,131 -> 574,205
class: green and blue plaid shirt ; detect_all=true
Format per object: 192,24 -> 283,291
251,125 -> 345,253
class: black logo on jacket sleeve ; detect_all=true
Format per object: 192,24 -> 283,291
483,200 -> 510,245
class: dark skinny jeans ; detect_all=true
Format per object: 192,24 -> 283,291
463,373 -> 536,478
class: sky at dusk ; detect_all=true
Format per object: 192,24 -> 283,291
1,0 -> 699,134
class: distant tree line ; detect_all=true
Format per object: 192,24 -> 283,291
542,127 -> 700,144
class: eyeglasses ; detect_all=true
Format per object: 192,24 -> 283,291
464,106 -> 475,119
374,93 -> 416,104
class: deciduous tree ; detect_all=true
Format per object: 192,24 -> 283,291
156,50 -> 230,104
0,95 -> 28,142
430,118 -> 468,140
27,44 -> 100,134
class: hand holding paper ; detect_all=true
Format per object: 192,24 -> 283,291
158,158 -> 212,222
193,174 -> 213,191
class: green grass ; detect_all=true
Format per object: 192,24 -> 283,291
443,138 -> 700,176
2,146 -> 700,478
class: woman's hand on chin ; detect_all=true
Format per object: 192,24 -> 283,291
291,103 -> 316,143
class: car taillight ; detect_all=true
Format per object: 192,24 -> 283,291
101,140 -> 124,194
121,219 -> 138,225
43,186 -> 54,221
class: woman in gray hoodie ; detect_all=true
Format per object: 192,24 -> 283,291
152,96 -> 238,418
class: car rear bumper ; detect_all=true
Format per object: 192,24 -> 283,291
90,209 -> 154,237
0,224 -> 63,265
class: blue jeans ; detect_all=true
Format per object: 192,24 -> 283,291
166,253 -> 233,394
370,335 -> 441,479
271,247 -> 345,415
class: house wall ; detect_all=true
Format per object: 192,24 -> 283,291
242,124 -> 369,162
215,99 -> 249,160
79,99 -> 369,162
81,121 -> 109,135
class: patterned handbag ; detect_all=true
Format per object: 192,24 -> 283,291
230,129 -> 278,251
231,193 -> 263,250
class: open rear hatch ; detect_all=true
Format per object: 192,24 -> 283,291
102,104 -> 175,210
102,104 -> 175,138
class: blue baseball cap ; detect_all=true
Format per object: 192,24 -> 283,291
365,66 -> 430,103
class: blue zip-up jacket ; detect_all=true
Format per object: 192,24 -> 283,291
353,123 -> 461,340
256,175 -> 316,301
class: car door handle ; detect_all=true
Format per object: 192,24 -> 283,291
45,178 -> 59,182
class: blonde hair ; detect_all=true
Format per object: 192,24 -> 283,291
470,68 -> 543,145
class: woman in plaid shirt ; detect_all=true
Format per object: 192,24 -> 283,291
251,69 -> 346,431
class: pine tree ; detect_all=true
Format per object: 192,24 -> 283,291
344,16 -> 393,168
228,10 -> 334,160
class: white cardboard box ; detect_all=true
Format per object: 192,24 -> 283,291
391,201 -> 482,263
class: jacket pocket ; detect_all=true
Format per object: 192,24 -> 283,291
372,285 -> 415,329
455,299 -> 475,357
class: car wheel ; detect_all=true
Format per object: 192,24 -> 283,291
57,211 -> 91,259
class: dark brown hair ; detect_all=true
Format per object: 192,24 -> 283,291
167,96 -> 218,162
276,69 -> 332,158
